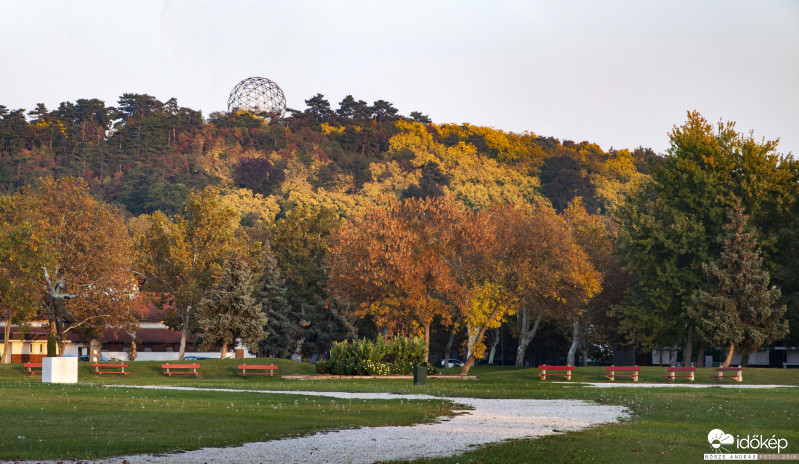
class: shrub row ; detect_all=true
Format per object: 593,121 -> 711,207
316,335 -> 437,375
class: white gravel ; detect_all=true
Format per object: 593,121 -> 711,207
43,386 -> 630,464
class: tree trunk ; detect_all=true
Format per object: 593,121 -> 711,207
129,338 -> 137,361
423,322 -> 431,363
579,327 -> 588,366
459,303 -> 504,375
684,322 -> 694,367
48,324 -> 58,357
2,318 -> 11,364
721,343 -> 735,368
567,318 -> 580,366
488,328 -> 500,364
515,309 -> 543,367
696,344 -> 705,368
740,353 -> 749,367
442,330 -> 455,367
220,340 -> 228,359
669,347 -> 678,367
178,307 -> 191,361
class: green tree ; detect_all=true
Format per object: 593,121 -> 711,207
371,100 -> 398,123
409,111 -> 431,124
253,242 -> 296,358
304,94 -> 333,123
135,186 -> 246,359
270,207 -> 345,356
197,255 -> 268,358
615,112 -> 797,362
688,206 -> 788,367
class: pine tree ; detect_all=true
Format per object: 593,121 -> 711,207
253,242 -> 296,358
688,205 -> 788,367
197,255 -> 268,358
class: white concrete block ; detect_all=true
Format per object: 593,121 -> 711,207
42,356 -> 78,383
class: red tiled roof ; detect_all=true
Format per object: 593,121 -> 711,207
0,329 -> 50,342
102,327 -> 184,344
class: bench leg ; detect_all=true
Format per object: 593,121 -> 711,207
608,372 -> 615,381
689,372 -> 694,381
541,369 -> 546,380
633,372 -> 638,382
566,371 -> 571,381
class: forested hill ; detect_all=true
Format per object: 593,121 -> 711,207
0,93 -> 655,219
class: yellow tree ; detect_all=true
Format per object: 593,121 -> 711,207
135,186 -> 246,359
0,195 -> 49,362
562,198 -> 613,366
15,177 -> 138,355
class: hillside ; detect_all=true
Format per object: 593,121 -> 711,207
0,94 -> 654,219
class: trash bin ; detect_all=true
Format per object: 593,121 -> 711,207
413,362 -> 427,386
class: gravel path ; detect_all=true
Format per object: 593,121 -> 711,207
574,382 -> 797,388
42,386 -> 630,464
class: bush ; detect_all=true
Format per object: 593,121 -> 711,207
316,335 -> 437,375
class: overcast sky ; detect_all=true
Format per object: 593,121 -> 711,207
2,1 -> 797,155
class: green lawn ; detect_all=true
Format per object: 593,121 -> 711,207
1,360 -> 797,462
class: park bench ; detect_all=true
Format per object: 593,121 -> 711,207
238,364 -> 279,377
711,366 -> 743,382
603,365 -> 640,382
23,362 -> 42,375
92,363 -> 129,376
161,363 -> 202,378
662,366 -> 695,381
537,365 -> 574,380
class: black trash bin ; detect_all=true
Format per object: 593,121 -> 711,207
413,362 -> 427,386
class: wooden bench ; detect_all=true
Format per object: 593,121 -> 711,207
537,365 -> 574,380
238,364 -> 278,377
161,363 -> 202,378
711,366 -> 742,382
92,363 -> 129,376
662,366 -> 695,381
603,365 -> 640,382
23,362 -> 42,375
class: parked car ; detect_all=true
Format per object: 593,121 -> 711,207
440,358 -> 464,368
183,356 -> 209,360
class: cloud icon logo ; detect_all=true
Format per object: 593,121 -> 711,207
708,429 -> 734,450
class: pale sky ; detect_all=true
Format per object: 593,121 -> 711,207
1,1 -> 797,155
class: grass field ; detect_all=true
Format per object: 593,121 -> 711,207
1,360 -> 797,462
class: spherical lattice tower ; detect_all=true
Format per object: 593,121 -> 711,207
227,77 -> 287,121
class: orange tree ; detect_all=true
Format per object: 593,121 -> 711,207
327,197 -> 467,362
14,177 -> 138,354
460,203 -> 600,371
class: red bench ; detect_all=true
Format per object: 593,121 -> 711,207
663,366 -> 695,381
238,364 -> 278,377
537,365 -> 574,380
92,363 -> 129,376
161,363 -> 202,378
603,365 -> 640,382
711,366 -> 742,382
23,362 -> 42,375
